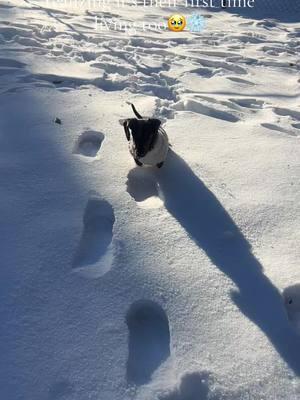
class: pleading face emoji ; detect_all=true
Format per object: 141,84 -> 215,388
168,15 -> 186,32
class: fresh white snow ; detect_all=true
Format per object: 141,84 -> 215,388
0,0 -> 300,399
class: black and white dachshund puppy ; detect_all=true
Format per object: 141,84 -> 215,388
120,103 -> 169,168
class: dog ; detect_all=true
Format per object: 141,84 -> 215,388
120,103 -> 169,168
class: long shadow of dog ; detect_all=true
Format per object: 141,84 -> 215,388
149,150 -> 300,375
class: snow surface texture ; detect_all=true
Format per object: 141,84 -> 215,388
0,0 -> 300,399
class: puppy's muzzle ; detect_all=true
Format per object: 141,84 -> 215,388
136,150 -> 146,158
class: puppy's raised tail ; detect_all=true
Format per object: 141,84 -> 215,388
126,101 -> 143,119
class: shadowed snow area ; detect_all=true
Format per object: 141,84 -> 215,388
155,150 -> 300,375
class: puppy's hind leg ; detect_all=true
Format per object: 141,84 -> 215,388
157,161 -> 164,168
134,158 -> 143,167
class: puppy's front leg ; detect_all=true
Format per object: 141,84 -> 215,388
134,158 -> 143,167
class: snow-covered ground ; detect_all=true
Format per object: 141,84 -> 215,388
0,0 -> 300,399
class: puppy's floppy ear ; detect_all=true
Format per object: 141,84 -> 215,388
148,118 -> 161,132
128,118 -> 139,131
120,119 -> 130,141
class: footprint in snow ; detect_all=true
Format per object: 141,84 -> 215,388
72,197 -> 115,278
126,168 -> 163,209
160,372 -> 211,400
73,130 -> 104,158
283,284 -> 300,335
126,300 -> 170,385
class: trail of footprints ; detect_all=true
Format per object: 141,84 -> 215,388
71,125 -> 164,280
72,128 -> 115,278
71,131 -> 213,393
1,5 -> 299,117
2,5 -> 300,140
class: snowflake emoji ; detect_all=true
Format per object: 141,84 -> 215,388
186,13 -> 206,33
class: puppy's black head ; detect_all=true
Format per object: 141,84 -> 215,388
124,118 -> 161,158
